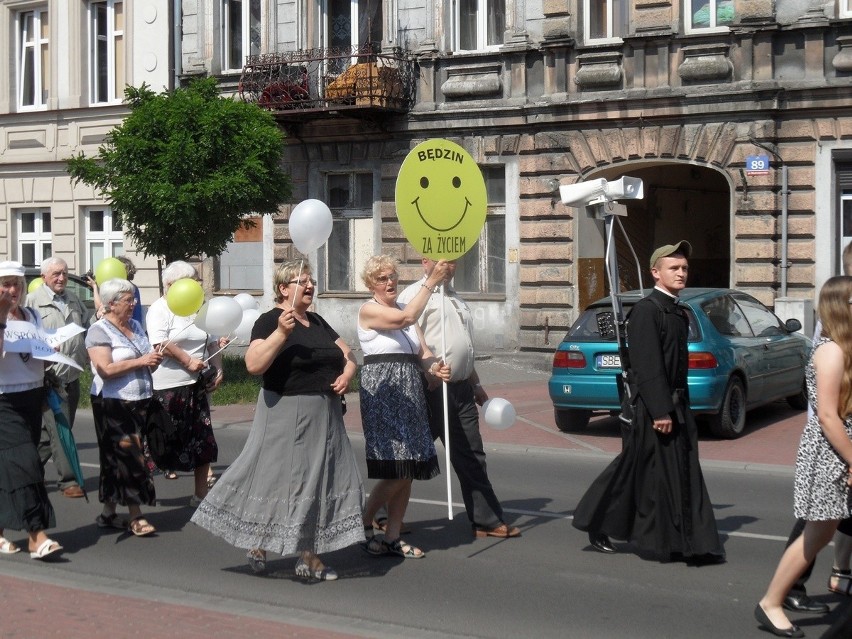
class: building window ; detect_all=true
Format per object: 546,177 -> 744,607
841,193 -> 852,269
18,8 -> 49,110
585,0 -> 629,43
219,216 -> 264,290
16,210 -> 52,265
85,207 -> 125,269
454,166 -> 506,295
842,0 -> 852,18
685,0 -> 734,33
455,0 -> 505,51
90,0 -> 125,104
325,172 -> 374,292
222,0 -> 261,72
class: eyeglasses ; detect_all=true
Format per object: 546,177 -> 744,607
116,296 -> 137,305
288,278 -> 317,287
375,273 -> 399,285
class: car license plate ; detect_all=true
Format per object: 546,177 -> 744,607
596,354 -> 621,369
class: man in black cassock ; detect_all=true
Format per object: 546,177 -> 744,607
571,240 -> 725,564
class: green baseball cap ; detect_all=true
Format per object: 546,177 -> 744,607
649,240 -> 691,269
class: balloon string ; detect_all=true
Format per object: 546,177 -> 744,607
157,321 -> 193,353
290,259 -> 304,310
202,335 -> 233,364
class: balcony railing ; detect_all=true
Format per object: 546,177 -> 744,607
239,46 -> 415,114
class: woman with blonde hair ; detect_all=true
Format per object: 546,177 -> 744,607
357,255 -> 450,559
756,275 -> 852,637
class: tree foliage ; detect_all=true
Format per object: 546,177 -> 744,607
67,78 -> 291,262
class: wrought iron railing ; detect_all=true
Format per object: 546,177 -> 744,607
239,45 -> 415,113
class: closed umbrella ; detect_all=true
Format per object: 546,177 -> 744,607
46,387 -> 89,502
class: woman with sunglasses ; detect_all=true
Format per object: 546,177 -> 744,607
357,255 -> 450,559
192,259 -> 364,581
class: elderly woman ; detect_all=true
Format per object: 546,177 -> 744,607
0,261 -> 62,559
86,278 -> 163,537
357,255 -> 450,559
146,261 -> 222,505
192,259 -> 364,581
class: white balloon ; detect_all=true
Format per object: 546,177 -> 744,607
194,301 -> 210,333
233,308 -> 261,343
289,199 -> 333,253
234,293 -> 259,311
482,398 -> 517,430
202,296 -> 244,336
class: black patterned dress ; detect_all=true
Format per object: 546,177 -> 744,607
357,302 -> 439,480
794,337 -> 852,521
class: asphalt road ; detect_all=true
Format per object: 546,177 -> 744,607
0,408 -> 846,638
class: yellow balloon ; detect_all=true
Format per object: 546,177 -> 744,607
166,278 -> 205,317
28,277 -> 44,293
94,257 -> 127,284
394,139 -> 487,260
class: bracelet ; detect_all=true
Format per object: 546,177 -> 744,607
421,283 -> 436,293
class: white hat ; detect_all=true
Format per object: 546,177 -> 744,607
0,261 -> 25,278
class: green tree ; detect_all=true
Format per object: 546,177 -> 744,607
67,78 -> 290,263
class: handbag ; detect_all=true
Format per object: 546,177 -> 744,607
144,396 -> 184,470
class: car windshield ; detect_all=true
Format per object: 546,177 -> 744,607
564,302 -> 700,342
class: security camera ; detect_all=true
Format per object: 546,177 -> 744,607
559,176 -> 644,208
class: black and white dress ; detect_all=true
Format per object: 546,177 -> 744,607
794,337 -> 852,521
357,301 -> 439,481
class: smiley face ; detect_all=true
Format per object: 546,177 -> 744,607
395,139 -> 487,260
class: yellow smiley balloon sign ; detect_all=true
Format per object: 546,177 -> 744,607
395,139 -> 487,260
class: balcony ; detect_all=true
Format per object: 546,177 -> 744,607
238,46 -> 415,118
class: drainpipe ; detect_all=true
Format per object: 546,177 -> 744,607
780,165 -> 789,296
172,0 -> 182,90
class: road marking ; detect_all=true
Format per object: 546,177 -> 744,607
408,497 -> 790,542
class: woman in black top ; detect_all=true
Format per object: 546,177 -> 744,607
192,259 -> 364,581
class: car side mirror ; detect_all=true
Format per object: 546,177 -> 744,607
785,318 -> 802,333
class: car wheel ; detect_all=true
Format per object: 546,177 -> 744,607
554,409 -> 591,432
786,379 -> 808,411
708,377 -> 746,439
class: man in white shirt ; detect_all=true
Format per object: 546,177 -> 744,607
26,257 -> 92,498
398,258 -> 520,539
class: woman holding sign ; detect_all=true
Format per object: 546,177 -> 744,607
0,261 -> 62,559
358,255 -> 451,559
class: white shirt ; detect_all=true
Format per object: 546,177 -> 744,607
146,296 -> 213,390
397,277 -> 475,382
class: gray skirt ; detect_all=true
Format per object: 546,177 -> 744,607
191,390 -> 365,555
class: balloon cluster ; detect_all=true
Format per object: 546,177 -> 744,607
165,280 -> 260,342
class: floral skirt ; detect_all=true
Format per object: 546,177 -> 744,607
152,381 -> 218,472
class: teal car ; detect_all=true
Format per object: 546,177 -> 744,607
548,288 -> 810,438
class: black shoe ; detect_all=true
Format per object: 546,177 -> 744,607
754,603 -> 804,638
588,532 -> 615,554
687,553 -> 727,566
783,592 -> 829,614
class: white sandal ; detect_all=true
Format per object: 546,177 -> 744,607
29,538 -> 62,560
0,536 -> 20,555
